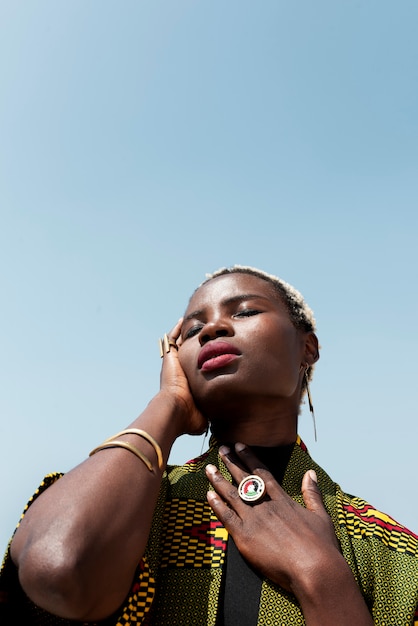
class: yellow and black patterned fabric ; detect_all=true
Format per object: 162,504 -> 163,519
2,437 -> 418,625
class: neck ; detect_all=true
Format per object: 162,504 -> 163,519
209,409 -> 298,447
199,391 -> 300,447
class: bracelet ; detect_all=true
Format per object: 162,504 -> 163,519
89,440 -> 154,471
89,428 -> 164,472
104,429 -> 164,470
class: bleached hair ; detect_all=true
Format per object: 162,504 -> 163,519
198,265 -> 317,391
200,265 -> 316,333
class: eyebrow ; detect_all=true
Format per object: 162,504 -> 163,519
183,293 -> 271,322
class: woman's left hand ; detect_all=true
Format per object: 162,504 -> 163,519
206,444 -> 374,626
206,443 -> 338,592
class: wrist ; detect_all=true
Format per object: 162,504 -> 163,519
155,390 -> 189,429
145,391 -> 194,439
292,551 -> 372,625
291,549 -> 347,600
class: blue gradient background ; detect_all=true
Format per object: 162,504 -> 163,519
1,1 -> 417,552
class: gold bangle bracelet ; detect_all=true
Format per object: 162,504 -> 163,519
89,440 -> 153,471
104,429 -> 164,470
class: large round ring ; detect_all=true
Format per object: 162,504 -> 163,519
159,333 -> 178,358
238,475 -> 266,503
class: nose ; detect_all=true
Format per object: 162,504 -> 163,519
199,318 -> 233,345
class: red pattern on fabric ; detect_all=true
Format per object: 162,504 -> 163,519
185,450 -> 210,465
131,560 -> 145,593
183,519 -> 227,550
298,438 -> 308,453
344,502 -> 418,539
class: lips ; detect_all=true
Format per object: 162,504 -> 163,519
197,341 -> 241,370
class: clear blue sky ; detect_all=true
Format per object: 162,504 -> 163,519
1,1 -> 417,552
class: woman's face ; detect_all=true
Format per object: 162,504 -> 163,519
178,273 -> 317,416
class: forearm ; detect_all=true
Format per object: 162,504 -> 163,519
10,392 -> 185,621
293,552 -> 374,626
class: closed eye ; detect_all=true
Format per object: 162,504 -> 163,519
233,309 -> 261,318
182,308 -> 261,339
183,324 -> 203,339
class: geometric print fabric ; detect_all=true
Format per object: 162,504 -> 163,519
2,438 -> 418,625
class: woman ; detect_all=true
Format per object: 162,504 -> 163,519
1,266 -> 418,625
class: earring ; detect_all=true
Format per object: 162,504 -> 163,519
304,367 -> 317,442
200,424 -> 209,455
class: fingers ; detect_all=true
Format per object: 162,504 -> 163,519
217,445 -> 248,480
218,443 -> 280,496
206,445 -> 274,522
205,464 -> 246,527
215,445 -> 328,519
169,318 -> 183,343
160,318 -> 183,354
301,469 -> 326,515
159,320 -> 184,374
233,442 -> 269,472
219,443 -> 268,476
301,469 -> 342,552
206,463 -> 244,505
159,319 -> 183,358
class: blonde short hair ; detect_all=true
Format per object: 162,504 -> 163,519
201,265 -> 316,332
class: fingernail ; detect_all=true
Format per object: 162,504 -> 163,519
219,445 -> 230,455
308,469 -> 318,484
205,464 -> 217,475
235,442 -> 246,452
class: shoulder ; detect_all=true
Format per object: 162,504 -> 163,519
337,490 -> 418,558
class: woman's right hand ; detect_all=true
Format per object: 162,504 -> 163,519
158,318 -> 208,436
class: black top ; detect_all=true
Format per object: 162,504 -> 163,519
216,443 -> 295,626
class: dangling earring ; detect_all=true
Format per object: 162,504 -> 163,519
200,424 -> 209,455
304,367 -> 317,442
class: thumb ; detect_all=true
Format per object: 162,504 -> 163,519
301,469 -> 326,514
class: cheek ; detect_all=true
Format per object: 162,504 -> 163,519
178,346 -> 203,398
258,330 -> 303,375
178,345 -> 194,378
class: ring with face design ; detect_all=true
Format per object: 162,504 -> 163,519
238,474 -> 266,503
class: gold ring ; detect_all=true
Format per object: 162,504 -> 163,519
238,475 -> 266,503
159,333 -> 178,357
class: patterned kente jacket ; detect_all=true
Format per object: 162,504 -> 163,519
1,436 -> 418,625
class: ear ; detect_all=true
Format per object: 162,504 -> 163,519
303,332 -> 320,366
